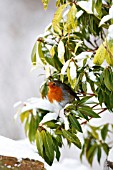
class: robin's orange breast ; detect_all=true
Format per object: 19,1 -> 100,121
48,86 -> 64,103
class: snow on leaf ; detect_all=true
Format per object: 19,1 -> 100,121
75,52 -> 93,60
109,5 -> 113,18
14,98 -> 54,117
58,40 -> 65,64
69,61 -> 77,89
76,10 -> 84,19
107,24 -> 113,40
74,41 -> 83,54
40,112 -> 59,125
86,58 -> 94,68
70,61 -> 77,80
99,15 -> 111,27
61,60 -> 70,75
77,0 -> 93,14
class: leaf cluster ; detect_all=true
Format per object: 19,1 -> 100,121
80,123 -> 113,165
20,0 -> 113,166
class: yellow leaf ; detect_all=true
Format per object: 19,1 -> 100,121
50,46 -> 55,57
64,4 -> 77,34
105,40 -> 113,66
42,0 -> 50,10
93,43 -> 106,65
52,4 -> 68,34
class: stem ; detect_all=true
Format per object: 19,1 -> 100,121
78,92 -> 96,96
81,108 -> 107,125
92,104 -> 99,108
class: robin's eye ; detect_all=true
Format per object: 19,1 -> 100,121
52,82 -> 56,86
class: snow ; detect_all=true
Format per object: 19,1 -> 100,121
48,158 -> 91,170
61,60 -> 70,75
77,0 -> 93,14
39,112 -> 59,125
14,97 -> 55,116
108,147 -> 113,162
107,24 -> 113,40
99,5 -> 113,26
0,136 -> 43,162
0,133 -> 111,170
58,40 -> 65,63
70,61 -> 77,80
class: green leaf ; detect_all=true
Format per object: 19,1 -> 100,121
44,120 -> 59,129
97,88 -> 103,106
78,96 -> 93,105
78,106 -> 100,118
24,117 -> 29,135
105,40 -> 113,66
87,144 -> 97,165
97,145 -> 101,164
43,131 -> 54,165
36,130 -> 43,157
95,0 -> 102,17
80,143 -> 85,160
52,137 -> 61,161
104,68 -> 113,91
101,124 -> 108,141
38,42 -> 47,65
20,111 -> 30,123
102,143 -> 109,155
31,42 -> 37,65
69,114 -> 82,132
82,82 -> 87,92
28,115 -> 37,142
40,81 -> 48,99
62,129 -> 81,149
77,110 -> 89,121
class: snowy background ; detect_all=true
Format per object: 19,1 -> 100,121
0,0 -> 56,139
0,0 -> 113,170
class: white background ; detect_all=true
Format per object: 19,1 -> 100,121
0,0 -> 56,139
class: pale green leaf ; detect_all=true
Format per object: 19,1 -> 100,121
38,42 -> 47,65
93,43 -> 106,65
52,4 -> 68,34
42,0 -> 50,10
31,42 -> 38,65
64,4 -> 77,34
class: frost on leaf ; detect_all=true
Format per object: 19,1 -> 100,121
68,61 -> 77,89
58,40 -> 65,64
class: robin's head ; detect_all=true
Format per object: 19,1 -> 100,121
48,81 -> 60,90
47,81 -> 64,103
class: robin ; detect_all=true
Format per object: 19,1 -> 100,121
47,80 -> 79,108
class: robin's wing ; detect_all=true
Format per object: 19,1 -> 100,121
62,83 -> 80,101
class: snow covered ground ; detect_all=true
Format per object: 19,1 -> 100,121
0,135 -> 108,170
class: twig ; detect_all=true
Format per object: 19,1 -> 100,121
77,92 -> 96,96
92,103 -> 99,108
